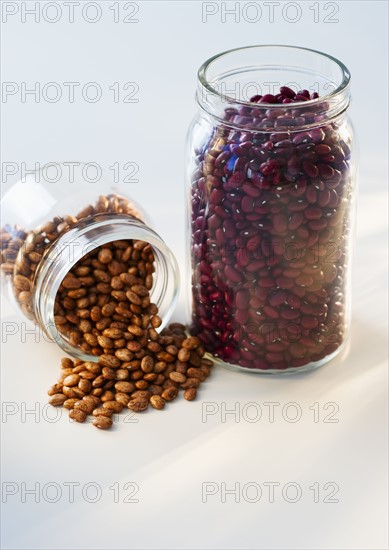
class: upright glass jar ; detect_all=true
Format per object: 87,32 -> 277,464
186,45 -> 357,373
1,165 -> 179,360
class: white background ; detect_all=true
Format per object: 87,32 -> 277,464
1,1 -> 388,549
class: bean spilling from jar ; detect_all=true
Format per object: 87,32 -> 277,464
0,196 -> 213,429
190,87 -> 352,370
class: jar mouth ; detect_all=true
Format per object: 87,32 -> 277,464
33,214 -> 180,362
197,45 -> 351,127
198,44 -> 350,106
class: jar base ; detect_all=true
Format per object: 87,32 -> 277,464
206,339 -> 348,375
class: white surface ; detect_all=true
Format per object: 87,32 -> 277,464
1,2 -> 388,549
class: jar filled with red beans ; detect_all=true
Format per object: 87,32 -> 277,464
187,45 -> 357,373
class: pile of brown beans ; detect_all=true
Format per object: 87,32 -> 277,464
0,196 -> 213,429
48,240 -> 212,429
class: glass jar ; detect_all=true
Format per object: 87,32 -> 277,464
186,45 -> 357,373
1,164 -> 179,360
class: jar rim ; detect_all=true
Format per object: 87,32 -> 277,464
33,214 -> 180,362
197,44 -> 351,109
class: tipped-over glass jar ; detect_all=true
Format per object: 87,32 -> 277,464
186,45 -> 357,373
0,165 -> 179,360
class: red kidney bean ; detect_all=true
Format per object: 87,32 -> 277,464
328,189 -> 339,207
224,265 -> 243,283
268,290 -> 287,307
275,276 -> 295,289
303,161 -> 319,178
273,214 -> 288,233
305,207 -> 323,220
308,219 -> 328,231
258,277 -> 275,288
281,308 -> 300,320
263,305 -> 279,319
297,273 -> 315,287
235,288 -> 250,309
265,352 -> 284,363
190,86 -> 352,371
290,343 -> 305,358
280,86 -> 296,99
301,316 -> 319,329
286,294 -> 301,308
283,269 -> 300,278
306,186 -> 317,204
315,144 -> 331,155
318,188 -> 331,207
266,342 -> 285,352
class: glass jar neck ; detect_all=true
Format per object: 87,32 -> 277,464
33,213 -> 179,361
196,45 -> 351,131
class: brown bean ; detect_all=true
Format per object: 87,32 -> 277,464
184,388 -> 197,401
101,390 -> 115,402
161,387 -> 179,401
49,394 -> 67,406
154,361 -> 167,373
177,348 -> 190,362
127,325 -> 144,337
143,373 -> 157,382
189,351 -> 202,367
175,362 -> 188,375
150,395 -> 165,410
130,284 -> 149,297
84,362 -> 101,374
79,319 -> 92,333
151,315 -> 162,328
102,367 -> 116,380
115,368 -> 130,381
140,355 -> 154,373
181,378 -> 200,389
157,351 -> 175,363
148,384 -> 163,396
78,379 -> 92,393
61,357 -> 74,369
98,248 -> 113,264
92,407 -> 113,417
131,390 -> 151,400
187,368 -> 203,380
63,398 -> 79,410
63,374 -> 80,387
98,354 -> 121,368
103,328 -> 123,339
169,372 -> 186,384
126,341 -> 142,353
114,381 -> 135,393
69,409 -> 87,422
62,274 -> 81,290
103,401 -> 123,413
93,415 -> 113,429
127,399 -> 149,412
134,380 -> 148,391
84,333 -> 98,347
119,272 -> 139,285
114,348 -> 133,361
126,290 -> 142,305
47,383 -> 63,396
74,400 -> 95,414
115,392 -> 131,406
182,337 -> 200,350
67,288 -> 87,299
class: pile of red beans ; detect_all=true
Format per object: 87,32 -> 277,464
190,86 -> 352,371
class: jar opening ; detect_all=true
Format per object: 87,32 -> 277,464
197,45 -> 351,128
33,214 -> 180,361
